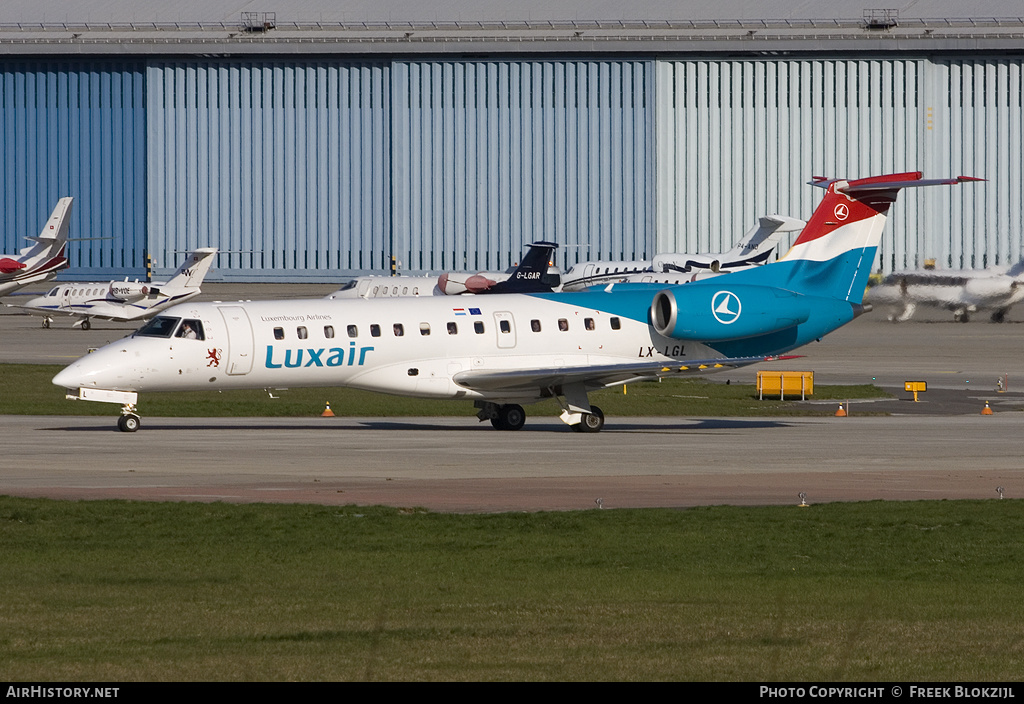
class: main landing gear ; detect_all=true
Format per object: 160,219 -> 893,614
477,402 -> 527,430
475,399 -> 606,432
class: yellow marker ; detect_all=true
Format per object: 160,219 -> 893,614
904,380 -> 927,402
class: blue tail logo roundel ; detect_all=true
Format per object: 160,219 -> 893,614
712,291 -> 742,324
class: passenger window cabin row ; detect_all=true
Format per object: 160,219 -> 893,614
272,316 -> 623,340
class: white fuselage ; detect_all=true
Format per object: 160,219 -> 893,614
865,269 -> 1024,321
54,293 -> 719,403
22,281 -> 202,322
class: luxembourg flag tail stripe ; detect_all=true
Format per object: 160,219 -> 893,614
728,173 -> 979,305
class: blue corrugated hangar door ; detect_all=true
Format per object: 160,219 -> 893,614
390,60 -> 656,275
146,60 -> 391,281
0,60 -> 146,278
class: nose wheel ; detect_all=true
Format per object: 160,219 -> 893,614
117,404 -> 141,432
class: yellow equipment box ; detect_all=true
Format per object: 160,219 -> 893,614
757,370 -> 814,400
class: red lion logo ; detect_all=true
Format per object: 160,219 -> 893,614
207,348 -> 222,367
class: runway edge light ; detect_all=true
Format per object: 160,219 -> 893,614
322,402 -> 336,417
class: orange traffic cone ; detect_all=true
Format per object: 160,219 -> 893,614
981,402 -> 993,415
835,404 -> 847,417
322,402 -> 336,417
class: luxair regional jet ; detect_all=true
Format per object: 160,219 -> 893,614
0,198 -> 73,297
53,173 -> 978,433
18,248 -> 217,330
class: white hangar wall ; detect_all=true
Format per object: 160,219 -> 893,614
145,58 -> 654,280
655,56 -> 1023,272
3,53 -> 1021,280
146,60 -> 393,279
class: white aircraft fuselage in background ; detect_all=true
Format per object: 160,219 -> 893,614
560,215 -> 805,291
865,261 -> 1024,322
18,248 -> 218,329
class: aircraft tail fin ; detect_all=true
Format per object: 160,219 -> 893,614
491,241 -> 561,293
161,248 -> 218,290
1006,258 -> 1024,278
722,214 -> 806,264
27,197 -> 74,246
771,173 -> 981,304
4,198 -> 75,278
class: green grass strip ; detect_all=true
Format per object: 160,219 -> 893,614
0,496 -> 1017,681
2,364 -> 887,418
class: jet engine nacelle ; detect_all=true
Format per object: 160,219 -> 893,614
108,281 -> 151,301
437,272 -> 498,295
0,258 -> 27,274
651,284 -> 811,342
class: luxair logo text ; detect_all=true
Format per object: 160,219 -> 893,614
265,342 -> 374,368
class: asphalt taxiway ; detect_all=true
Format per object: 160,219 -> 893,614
2,285 -> 1022,512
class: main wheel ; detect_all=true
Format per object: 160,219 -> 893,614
491,404 -> 526,431
578,405 -> 605,433
117,414 -> 140,433
81,319 -> 92,331
42,318 -> 51,329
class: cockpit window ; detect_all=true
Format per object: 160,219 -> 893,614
48,287 -> 60,296
135,316 -> 181,338
175,319 -> 205,340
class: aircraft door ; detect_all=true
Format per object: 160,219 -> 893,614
493,311 -> 516,349
218,306 -> 255,375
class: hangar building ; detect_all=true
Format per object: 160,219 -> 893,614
1,1 -> 1022,281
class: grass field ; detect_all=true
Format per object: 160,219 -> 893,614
0,496 -> 1020,681
0,364 -> 887,418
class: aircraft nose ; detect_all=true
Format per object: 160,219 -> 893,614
52,345 -> 135,391
51,364 -> 83,389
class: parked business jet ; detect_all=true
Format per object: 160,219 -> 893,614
0,198 -> 73,297
560,215 -> 805,291
327,242 -> 560,299
18,248 -> 217,330
865,260 -> 1024,322
53,173 -> 977,433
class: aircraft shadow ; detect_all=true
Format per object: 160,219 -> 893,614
43,417 -> 794,434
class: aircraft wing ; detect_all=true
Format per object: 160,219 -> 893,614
453,355 -> 797,393
16,300 -> 154,321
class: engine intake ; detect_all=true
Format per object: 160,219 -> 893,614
651,284 -> 811,341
